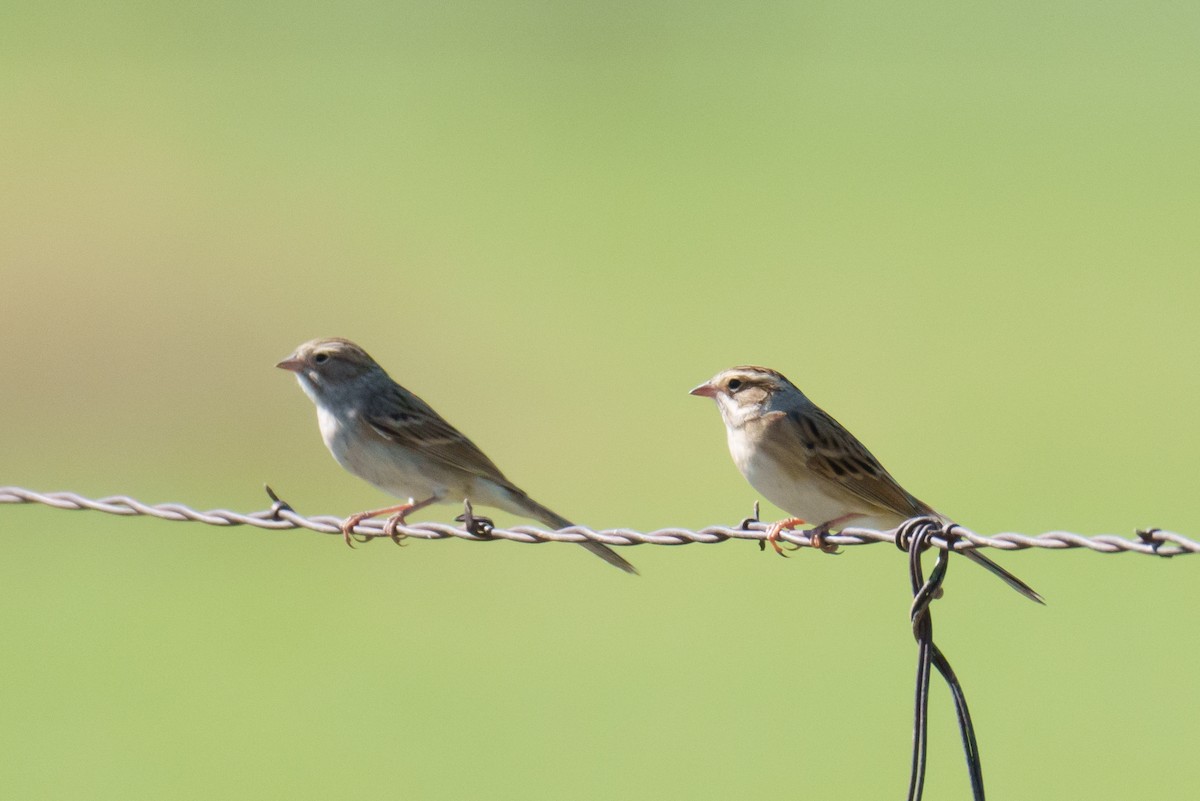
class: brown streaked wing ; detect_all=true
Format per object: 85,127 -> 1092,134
364,384 -> 514,485
766,406 -> 932,518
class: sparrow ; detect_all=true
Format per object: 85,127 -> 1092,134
691,365 -> 1041,603
277,338 -> 637,574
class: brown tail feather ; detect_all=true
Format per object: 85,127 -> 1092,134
962,549 -> 1043,604
524,500 -> 639,575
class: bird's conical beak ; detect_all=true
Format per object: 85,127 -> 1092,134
276,355 -> 304,372
689,382 -> 717,398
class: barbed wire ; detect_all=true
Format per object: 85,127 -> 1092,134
2,483 -> 1189,801
1,485 -> 1194,557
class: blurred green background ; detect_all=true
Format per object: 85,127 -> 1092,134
2,1 -> 1198,798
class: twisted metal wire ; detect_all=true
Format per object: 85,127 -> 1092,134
902,518 -> 984,801
0,486 -> 1194,556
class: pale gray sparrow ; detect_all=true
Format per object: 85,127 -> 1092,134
277,338 -> 637,574
691,366 -> 1041,603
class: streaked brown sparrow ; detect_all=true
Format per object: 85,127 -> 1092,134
692,365 -> 1041,603
277,338 -> 637,574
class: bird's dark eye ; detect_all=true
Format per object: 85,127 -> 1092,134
314,352 -> 330,365
727,378 -> 743,391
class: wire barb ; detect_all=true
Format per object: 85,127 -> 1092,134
263,484 -> 294,520
454,499 -> 495,538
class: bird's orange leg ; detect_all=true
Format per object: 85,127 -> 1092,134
381,496 -> 438,545
765,517 -> 807,556
341,496 -> 437,547
806,514 -> 866,554
765,514 -> 866,556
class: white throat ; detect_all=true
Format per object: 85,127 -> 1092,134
716,393 -> 760,430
